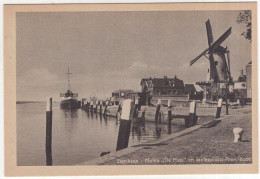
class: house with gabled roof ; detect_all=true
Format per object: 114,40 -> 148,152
140,76 -> 187,106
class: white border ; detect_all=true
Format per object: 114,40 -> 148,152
0,1 -> 259,179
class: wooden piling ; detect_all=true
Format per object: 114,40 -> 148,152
116,99 -> 133,151
168,99 -> 171,108
86,101 -> 89,111
103,101 -> 108,116
158,111 -> 162,123
93,101 -> 97,113
81,99 -> 84,108
187,101 -> 197,127
226,97 -> 229,115
116,101 -> 122,120
216,98 -> 223,119
167,101 -> 172,134
141,106 -> 146,121
90,100 -> 93,112
133,98 -> 139,118
46,98 -> 52,166
99,100 -> 103,114
155,99 -> 161,123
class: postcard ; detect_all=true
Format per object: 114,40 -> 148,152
4,2 -> 258,176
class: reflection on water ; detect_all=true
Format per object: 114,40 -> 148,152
17,102 -> 186,166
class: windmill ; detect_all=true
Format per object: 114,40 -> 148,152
190,19 -> 232,83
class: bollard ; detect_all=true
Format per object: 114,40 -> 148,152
116,101 -> 122,120
226,97 -> 229,115
90,100 -> 93,112
99,100 -> 103,114
93,101 -> 97,113
81,99 -> 84,108
233,128 -> 244,143
155,99 -> 161,123
158,111 -> 162,123
140,106 -> 146,121
46,98 -> 53,166
168,99 -> 171,108
189,101 -> 197,127
133,98 -> 139,118
103,101 -> 108,116
116,99 -> 134,151
216,98 -> 223,119
86,101 -> 89,111
167,101 -> 172,134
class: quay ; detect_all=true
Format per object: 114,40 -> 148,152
80,105 -> 252,165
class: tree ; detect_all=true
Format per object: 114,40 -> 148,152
236,10 -> 252,42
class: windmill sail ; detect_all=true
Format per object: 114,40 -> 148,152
209,27 -> 232,52
206,19 -> 214,46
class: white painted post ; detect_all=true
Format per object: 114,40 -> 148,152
46,98 -> 52,165
216,98 -> 223,119
186,101 -> 197,127
116,99 -> 133,151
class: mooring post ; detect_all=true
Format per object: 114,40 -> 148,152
90,100 -> 93,112
116,101 -> 122,120
226,97 -> 229,115
188,101 -> 197,127
46,98 -> 53,166
216,98 -> 223,119
93,101 -> 97,113
116,99 -> 134,151
81,99 -> 84,109
103,101 -> 108,116
158,111 -> 162,123
141,106 -> 146,121
99,100 -> 103,114
167,102 -> 172,134
86,101 -> 89,111
133,98 -> 139,118
155,99 -> 161,123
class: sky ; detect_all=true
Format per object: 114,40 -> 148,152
16,11 -> 252,101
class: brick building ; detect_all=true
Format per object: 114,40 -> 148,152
140,76 -> 187,106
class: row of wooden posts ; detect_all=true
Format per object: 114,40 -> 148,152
45,97 -> 226,164
81,100 -> 111,117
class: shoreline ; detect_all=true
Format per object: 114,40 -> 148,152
79,105 -> 252,165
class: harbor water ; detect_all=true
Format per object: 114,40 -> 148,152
17,101 -> 186,166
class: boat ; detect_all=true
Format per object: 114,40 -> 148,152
60,67 -> 81,109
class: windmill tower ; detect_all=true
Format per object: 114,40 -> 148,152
190,19 -> 233,101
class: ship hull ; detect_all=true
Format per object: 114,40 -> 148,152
60,99 -> 80,109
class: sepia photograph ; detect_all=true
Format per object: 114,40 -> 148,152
4,2 -> 258,176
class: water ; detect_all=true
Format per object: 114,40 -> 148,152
17,102 -> 186,166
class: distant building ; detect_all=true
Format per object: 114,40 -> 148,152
184,84 -> 203,100
111,89 -> 137,103
246,61 -> 252,99
140,76 -> 187,106
233,70 -> 247,101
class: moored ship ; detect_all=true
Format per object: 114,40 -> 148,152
60,67 -> 80,109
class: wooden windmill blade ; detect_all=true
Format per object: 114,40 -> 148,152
190,27 -> 231,66
226,46 -> 232,82
209,27 -> 232,53
206,19 -> 214,46
190,47 -> 209,66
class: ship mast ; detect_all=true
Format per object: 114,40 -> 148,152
66,67 -> 72,91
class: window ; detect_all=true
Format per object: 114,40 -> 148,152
168,90 -> 171,94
